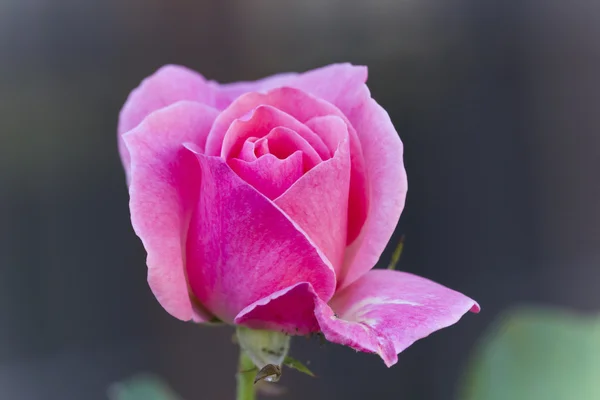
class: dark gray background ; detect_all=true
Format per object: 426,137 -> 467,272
1,1 -> 599,399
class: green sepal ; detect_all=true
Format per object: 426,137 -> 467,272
283,356 -> 316,377
236,326 -> 290,369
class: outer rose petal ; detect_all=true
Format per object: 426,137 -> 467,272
321,269 -> 480,366
283,63 -> 368,112
123,101 -> 219,322
217,63 -> 367,111
235,270 -> 479,367
235,282 -> 320,335
118,65 -> 219,182
184,145 -> 336,323
215,72 -> 298,109
336,88 -> 408,289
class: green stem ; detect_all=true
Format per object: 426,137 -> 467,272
236,350 -> 256,400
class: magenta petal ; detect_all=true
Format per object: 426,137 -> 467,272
228,151 -> 304,200
118,65 -> 218,181
233,281 -> 388,348
123,101 -> 219,322
235,282 -> 321,335
337,87 -> 408,289
318,269 -> 480,367
275,116 -> 351,272
184,146 -> 337,323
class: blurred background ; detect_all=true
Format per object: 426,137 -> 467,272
1,1 -> 599,399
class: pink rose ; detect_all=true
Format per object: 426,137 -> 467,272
118,64 -> 478,366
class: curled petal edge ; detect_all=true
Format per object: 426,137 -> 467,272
235,270 -> 479,367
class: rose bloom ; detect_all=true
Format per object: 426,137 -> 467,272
118,64 -> 479,366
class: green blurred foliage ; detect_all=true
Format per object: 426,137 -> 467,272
107,374 -> 184,400
460,307 -> 600,400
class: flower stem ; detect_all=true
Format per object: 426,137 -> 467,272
236,349 -> 256,400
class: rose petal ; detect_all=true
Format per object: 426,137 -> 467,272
215,72 -> 298,108
205,87 -> 369,245
256,88 -> 370,245
254,128 -> 306,163
118,65 -> 219,182
225,116 -> 324,198
238,138 -> 259,162
254,137 -> 269,157
123,101 -> 219,322
184,145 -> 336,323
304,116 -> 347,155
217,103 -> 330,162
283,63 -> 368,111
118,63 -> 367,180
336,88 -> 408,289
251,125 -> 322,171
235,282 -> 320,335
275,116 -> 351,273
216,63 -> 367,112
320,269 -> 480,367
277,65 -> 408,289
228,151 -> 304,200
235,270 -> 479,367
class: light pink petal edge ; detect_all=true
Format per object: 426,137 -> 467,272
123,101 -> 219,322
337,88 -> 408,289
215,63 -> 366,109
118,65 -> 218,182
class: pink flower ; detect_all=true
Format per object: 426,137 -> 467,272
118,64 -> 479,366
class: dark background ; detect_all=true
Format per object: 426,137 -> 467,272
1,1 -> 599,399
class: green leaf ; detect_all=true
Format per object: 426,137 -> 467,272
459,307 -> 600,400
107,374 -> 183,400
283,356 -> 316,377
